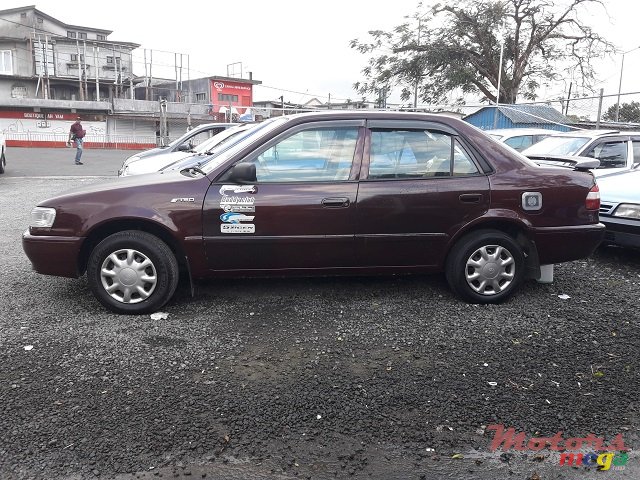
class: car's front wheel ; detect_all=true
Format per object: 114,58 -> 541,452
87,231 -> 179,314
445,229 -> 525,304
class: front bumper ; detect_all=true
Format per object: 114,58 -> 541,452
22,230 -> 84,278
530,223 -> 606,264
601,216 -> 640,248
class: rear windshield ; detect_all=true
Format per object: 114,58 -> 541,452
523,136 -> 590,156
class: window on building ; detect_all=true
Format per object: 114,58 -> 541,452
0,50 -> 13,75
36,17 -> 43,23
97,34 -> 106,41
115,57 -> 121,64
67,31 -> 76,38
218,93 -> 239,102
78,32 -> 87,39
70,54 -> 77,61
195,92 -> 207,102
106,56 -> 113,64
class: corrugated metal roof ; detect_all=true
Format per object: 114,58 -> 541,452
498,105 -> 569,124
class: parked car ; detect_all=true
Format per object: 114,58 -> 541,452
119,123 -> 255,176
486,128 -> 552,151
0,131 -> 6,174
23,111 -> 605,314
158,121 -> 278,174
522,129 -> 640,177
118,122 -> 237,176
597,170 -> 640,248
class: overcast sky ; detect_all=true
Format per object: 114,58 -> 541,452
5,0 -> 640,108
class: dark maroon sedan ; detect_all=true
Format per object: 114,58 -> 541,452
23,112 -> 605,314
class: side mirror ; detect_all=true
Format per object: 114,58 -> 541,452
177,143 -> 192,151
228,163 -> 257,184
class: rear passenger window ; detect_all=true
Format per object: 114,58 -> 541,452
504,135 -> 533,151
632,140 -> 640,165
368,129 -> 479,179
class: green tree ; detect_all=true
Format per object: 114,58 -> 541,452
350,0 -> 614,106
603,101 -> 640,123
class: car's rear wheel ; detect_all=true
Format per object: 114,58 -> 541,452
445,229 -> 525,304
0,151 -> 6,174
87,231 -> 179,314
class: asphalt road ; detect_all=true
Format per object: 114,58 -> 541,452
1,146 -> 639,479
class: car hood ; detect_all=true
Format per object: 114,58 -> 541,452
597,170 -> 640,203
123,151 -> 198,175
38,169 -> 207,207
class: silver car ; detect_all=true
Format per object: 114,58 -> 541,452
118,122 -> 236,176
597,169 -> 640,248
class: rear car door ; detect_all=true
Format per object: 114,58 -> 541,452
355,120 -> 490,268
202,120 -> 364,271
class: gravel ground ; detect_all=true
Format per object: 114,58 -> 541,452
0,153 -> 639,479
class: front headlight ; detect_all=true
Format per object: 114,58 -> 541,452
119,164 -> 130,177
30,207 -> 56,228
613,203 -> 640,219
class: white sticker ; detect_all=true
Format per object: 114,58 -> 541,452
221,224 -> 255,234
219,185 -> 257,196
220,212 -> 255,223
219,196 -> 255,206
222,204 -> 255,213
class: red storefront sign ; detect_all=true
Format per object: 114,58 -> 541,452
210,80 -> 253,113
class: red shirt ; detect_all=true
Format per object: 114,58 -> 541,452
70,123 -> 85,138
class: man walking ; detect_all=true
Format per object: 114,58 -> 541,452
67,117 -> 86,165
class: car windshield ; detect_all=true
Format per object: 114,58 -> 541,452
191,126 -> 250,154
523,136 -> 590,156
200,117 -> 289,173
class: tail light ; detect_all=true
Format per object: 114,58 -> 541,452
585,184 -> 600,211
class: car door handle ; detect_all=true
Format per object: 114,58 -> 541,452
322,197 -> 350,208
459,193 -> 483,204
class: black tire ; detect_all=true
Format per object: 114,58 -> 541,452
87,231 -> 179,314
0,151 -> 5,174
445,229 -> 525,304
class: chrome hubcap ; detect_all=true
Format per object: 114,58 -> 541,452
100,249 -> 157,304
465,245 -> 515,295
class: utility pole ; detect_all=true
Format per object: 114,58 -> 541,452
492,38 -> 505,129
414,18 -> 421,110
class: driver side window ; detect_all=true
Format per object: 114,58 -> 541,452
247,127 -> 359,182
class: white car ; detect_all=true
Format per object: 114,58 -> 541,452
522,129 -> 640,177
486,128 -> 552,152
118,122 -> 236,176
119,123 -> 254,176
0,132 -> 6,174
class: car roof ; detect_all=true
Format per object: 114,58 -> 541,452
545,129 -> 640,138
485,128 -> 554,137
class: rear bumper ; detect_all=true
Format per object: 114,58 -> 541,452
22,230 -> 83,278
601,217 -> 640,248
531,223 -> 606,264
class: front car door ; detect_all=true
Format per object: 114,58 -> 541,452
202,120 -> 364,272
581,137 -> 632,173
355,120 -> 490,269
